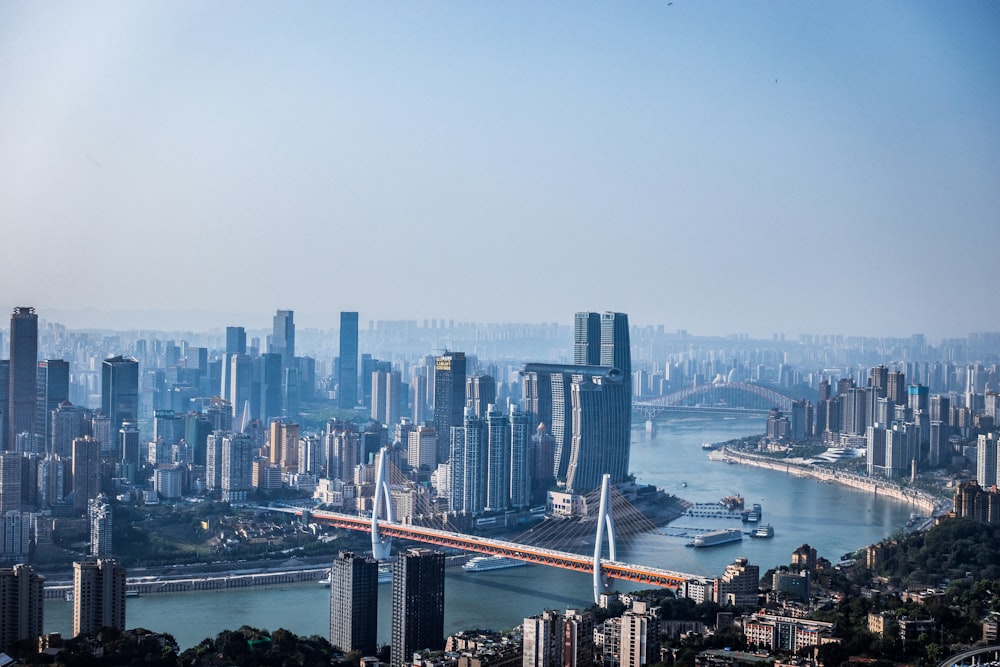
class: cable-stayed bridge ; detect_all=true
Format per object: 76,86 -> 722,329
269,449 -> 702,602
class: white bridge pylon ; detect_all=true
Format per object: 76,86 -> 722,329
592,473 -> 617,603
371,447 -> 394,561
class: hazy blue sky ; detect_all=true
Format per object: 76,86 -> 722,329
2,2 -> 998,339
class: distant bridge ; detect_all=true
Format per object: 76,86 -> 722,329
633,382 -> 795,420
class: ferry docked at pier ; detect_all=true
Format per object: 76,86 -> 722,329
688,528 -> 743,548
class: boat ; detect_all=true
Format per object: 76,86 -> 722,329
741,503 -> 762,523
721,494 -> 744,510
691,529 -> 743,548
701,442 -> 716,450
681,481 -> 688,488
65,591 -> 74,602
462,555 -> 527,572
751,524 -> 774,539
126,590 -> 140,597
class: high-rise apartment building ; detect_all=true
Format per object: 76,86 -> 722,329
465,375 -> 496,419
339,312 -> 359,409
89,494 -> 113,557
449,411 -> 485,514
8,307 -> 38,449
101,356 -> 139,432
508,408 -> 532,509
523,609 -> 564,667
221,432 -> 254,502
0,563 -> 44,652
371,370 -> 402,427
329,551 -> 378,656
390,548 -> 445,667
271,309 -> 295,369
574,312 -> 602,366
269,421 -> 300,472
433,352 -> 466,464
485,405 -> 510,512
0,453 -> 23,516
715,557 -> 759,608
978,432 -> 998,488
73,559 -> 126,637
619,602 -> 659,667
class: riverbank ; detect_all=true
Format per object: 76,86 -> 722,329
713,446 -> 942,517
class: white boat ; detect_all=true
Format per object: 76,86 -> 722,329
691,529 -> 743,548
462,555 -> 527,572
751,524 -> 774,539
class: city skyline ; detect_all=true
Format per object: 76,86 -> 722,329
2,3 -> 999,339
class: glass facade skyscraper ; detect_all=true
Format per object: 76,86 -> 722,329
338,312 -> 359,409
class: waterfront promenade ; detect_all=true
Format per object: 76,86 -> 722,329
714,445 -> 944,518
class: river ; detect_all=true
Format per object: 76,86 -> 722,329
43,413 -> 918,649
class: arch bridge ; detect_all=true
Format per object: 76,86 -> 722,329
633,382 -> 795,420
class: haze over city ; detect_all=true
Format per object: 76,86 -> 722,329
2,2 -> 998,338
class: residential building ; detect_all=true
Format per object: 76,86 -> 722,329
329,551 -> 378,656
391,548 -> 445,667
0,563 -> 44,652
73,559 -> 126,637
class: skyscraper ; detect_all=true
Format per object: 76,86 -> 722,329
329,551 -> 378,656
89,494 -> 113,557
485,405 -> 510,512
8,307 -> 38,449
35,359 -> 69,451
221,432 -> 254,502
371,369 -> 402,427
72,436 -> 101,513
225,326 -> 247,355
0,563 -> 44,652
271,309 -> 295,369
433,351 -> 466,464
390,548 -> 445,667
72,559 -> 126,637
339,312 -> 359,409
573,312 -> 601,366
101,356 -> 139,432
0,452 -> 24,516
465,375 -> 496,419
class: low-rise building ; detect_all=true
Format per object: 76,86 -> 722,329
741,613 -> 835,654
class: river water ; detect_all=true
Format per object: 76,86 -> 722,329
44,414 -> 917,649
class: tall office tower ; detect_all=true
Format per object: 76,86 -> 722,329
329,551 -> 378,655
928,421 -> 944,467
225,326 -> 247,355
485,405 -> 510,512
72,436 -> 101,513
35,360 -> 69,450
8,307 -> 39,450
448,411 -> 486,514
508,408 -> 532,509
406,424 -> 437,473
269,421 -> 300,472
281,367 -> 300,418
411,373 -> 428,424
433,351 -> 467,463
271,309 -> 295,369
0,453 -> 23,516
0,360 -> 8,450
101,356 -> 139,432
465,375 -> 496,419
574,312 -> 602,366
523,609 -> 564,667
887,371 -> 907,406
88,494 -> 113,557
338,312 -> 359,409
867,365 -> 888,398
226,354 -> 253,418
390,548 -> 445,667
619,602 -> 659,667
817,379 -> 831,403
72,559 -> 126,637
977,433 -> 998,488
0,563 -> 45,652
908,384 -> 929,414
251,353 -> 279,423
220,432 -> 254,502
372,370 -> 402,427
119,422 -> 140,476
